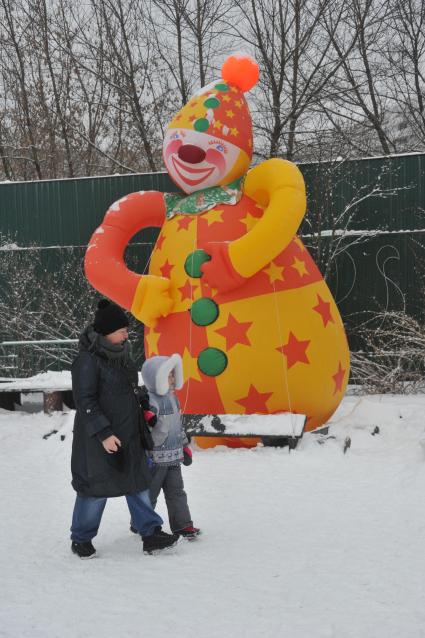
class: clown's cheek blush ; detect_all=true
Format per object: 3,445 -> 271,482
205,148 -> 226,177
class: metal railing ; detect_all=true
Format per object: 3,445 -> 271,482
0,339 -> 79,378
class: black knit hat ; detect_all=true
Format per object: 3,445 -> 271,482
93,299 -> 129,336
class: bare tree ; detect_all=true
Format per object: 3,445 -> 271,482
1,0 -> 425,181
0,0 -> 43,178
31,0 -> 75,177
231,0 -> 357,161
53,0 -> 123,175
182,0 -> 234,86
90,0 -> 160,171
324,0 -> 397,156
148,0 -> 193,106
387,0 -> 425,151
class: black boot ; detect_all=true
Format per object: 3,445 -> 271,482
71,540 -> 96,559
142,527 -> 179,555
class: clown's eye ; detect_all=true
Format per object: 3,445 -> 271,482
208,139 -> 228,153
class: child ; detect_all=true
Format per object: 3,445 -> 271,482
134,353 -> 200,539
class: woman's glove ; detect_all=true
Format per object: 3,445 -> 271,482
183,446 -> 193,466
138,385 -> 151,411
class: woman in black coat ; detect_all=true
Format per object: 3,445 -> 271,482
70,300 -> 179,558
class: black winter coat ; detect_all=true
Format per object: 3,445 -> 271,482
71,337 -> 151,498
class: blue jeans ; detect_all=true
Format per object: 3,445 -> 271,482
70,490 -> 163,543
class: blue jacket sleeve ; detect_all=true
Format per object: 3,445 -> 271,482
71,353 -> 113,440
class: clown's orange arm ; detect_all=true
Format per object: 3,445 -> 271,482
84,191 -> 166,309
230,159 -> 307,278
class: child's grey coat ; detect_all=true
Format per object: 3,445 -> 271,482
142,354 -> 188,466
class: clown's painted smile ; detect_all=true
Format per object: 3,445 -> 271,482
163,129 -> 243,194
171,155 -> 216,187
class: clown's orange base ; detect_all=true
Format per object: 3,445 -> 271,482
194,436 -> 261,449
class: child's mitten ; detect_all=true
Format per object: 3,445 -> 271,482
183,446 -> 193,466
144,410 -> 157,428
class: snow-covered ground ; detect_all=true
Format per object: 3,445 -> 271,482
1,394 -> 425,638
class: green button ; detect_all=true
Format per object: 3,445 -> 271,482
204,97 -> 220,109
215,83 -> 229,92
190,298 -> 219,326
198,348 -> 228,376
194,118 -> 209,132
184,249 -> 211,278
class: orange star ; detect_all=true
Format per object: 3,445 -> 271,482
234,100 -> 242,108
230,127 -> 239,137
178,280 -> 197,302
160,260 -> 174,278
215,314 -> 252,350
332,362 -> 346,394
313,295 -> 334,327
236,385 -> 273,413
226,110 -> 235,119
230,86 -> 238,93
177,216 -> 193,231
213,120 -> 223,130
278,332 -> 310,369
222,95 -> 231,102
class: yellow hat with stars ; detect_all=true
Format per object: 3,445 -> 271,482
168,54 -> 259,158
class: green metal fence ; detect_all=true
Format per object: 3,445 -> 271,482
0,171 -> 174,247
2,154 -> 424,246
1,153 -> 424,376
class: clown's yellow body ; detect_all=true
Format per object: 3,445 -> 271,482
141,159 -> 349,432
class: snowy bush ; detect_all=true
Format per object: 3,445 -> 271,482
350,311 -> 425,394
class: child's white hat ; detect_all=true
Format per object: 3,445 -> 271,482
142,353 -> 184,396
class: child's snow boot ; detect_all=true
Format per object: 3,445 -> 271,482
176,525 -> 201,539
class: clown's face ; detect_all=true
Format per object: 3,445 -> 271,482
163,128 -> 249,194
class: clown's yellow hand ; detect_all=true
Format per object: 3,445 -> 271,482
131,275 -> 175,328
230,158 -> 307,279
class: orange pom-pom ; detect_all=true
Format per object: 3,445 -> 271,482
221,54 -> 259,93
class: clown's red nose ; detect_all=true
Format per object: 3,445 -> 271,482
178,145 -> 206,164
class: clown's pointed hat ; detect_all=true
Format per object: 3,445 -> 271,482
168,54 -> 259,158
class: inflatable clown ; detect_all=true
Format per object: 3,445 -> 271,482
85,54 -> 350,443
